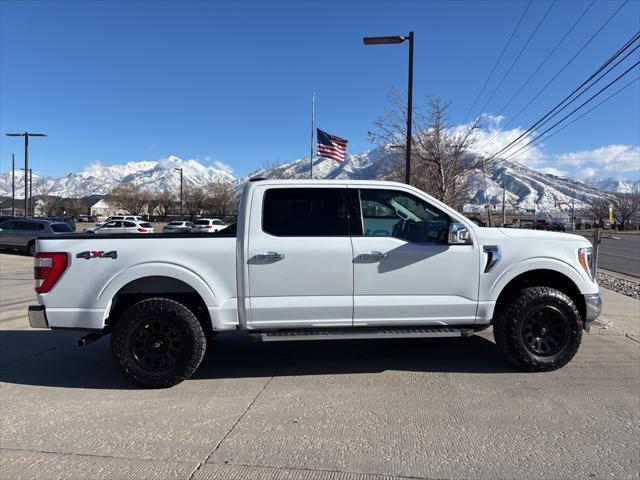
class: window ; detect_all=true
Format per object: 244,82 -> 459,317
140,222 -> 152,228
0,221 -> 16,229
263,188 -> 349,236
104,221 -> 122,228
124,221 -> 136,228
212,219 -> 225,225
51,223 -> 72,233
17,222 -> 41,231
194,220 -> 209,226
359,189 -> 450,244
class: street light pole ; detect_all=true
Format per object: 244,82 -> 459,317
11,153 -> 15,216
363,32 -> 414,185
5,132 -> 47,218
20,168 -> 32,216
174,168 -> 183,220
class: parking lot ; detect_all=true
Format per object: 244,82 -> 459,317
1,252 -> 639,479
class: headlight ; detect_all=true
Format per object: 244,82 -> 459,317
578,247 -> 594,280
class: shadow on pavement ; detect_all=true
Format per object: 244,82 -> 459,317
0,330 -> 519,390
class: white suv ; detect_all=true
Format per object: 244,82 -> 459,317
94,215 -> 144,229
191,218 -> 226,233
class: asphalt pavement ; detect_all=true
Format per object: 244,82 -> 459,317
1,252 -> 639,480
578,231 -> 640,277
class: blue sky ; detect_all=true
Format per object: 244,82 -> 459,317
1,0 -> 639,181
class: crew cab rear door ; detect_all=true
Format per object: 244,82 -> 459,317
350,186 -> 479,326
246,185 -> 354,329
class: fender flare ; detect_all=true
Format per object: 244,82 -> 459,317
97,262 -> 218,320
488,257 -> 588,301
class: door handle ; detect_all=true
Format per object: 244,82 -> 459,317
358,251 -> 388,261
255,252 -> 285,261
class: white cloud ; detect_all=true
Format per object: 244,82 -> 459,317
575,167 -> 597,180
213,160 -> 233,174
555,145 -> 640,172
468,125 -> 546,166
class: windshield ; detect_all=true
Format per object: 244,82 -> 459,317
140,223 -> 152,228
194,220 -> 209,225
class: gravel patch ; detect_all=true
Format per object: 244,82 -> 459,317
598,272 -> 640,300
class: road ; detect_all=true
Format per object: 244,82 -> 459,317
578,231 -> 640,277
1,252 -> 639,480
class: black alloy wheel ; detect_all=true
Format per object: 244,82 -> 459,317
520,306 -> 569,356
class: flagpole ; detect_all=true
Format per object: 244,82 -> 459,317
310,92 -> 315,179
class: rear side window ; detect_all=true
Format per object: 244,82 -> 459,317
262,188 -> 349,236
212,219 -> 224,225
51,223 -> 72,233
124,221 -> 136,227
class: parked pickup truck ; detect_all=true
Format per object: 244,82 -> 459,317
28,180 -> 601,388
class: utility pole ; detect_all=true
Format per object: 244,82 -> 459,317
11,153 -> 15,216
174,168 -> 183,220
502,172 -> 506,226
5,132 -> 47,218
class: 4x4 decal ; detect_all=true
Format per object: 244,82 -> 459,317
76,250 -> 118,260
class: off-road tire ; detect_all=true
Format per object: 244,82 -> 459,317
494,286 -> 582,371
110,297 -> 206,388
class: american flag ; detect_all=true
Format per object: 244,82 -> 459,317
317,129 -> 348,162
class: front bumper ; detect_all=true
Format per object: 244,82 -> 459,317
584,293 -> 602,323
28,305 -> 49,329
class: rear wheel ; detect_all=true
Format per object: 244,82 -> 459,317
27,241 -> 36,257
110,298 -> 206,388
494,287 -> 582,371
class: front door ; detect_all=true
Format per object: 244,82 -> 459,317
247,186 -> 354,329
351,187 -> 480,326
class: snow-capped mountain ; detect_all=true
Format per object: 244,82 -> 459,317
0,155 -> 234,198
0,149 -> 634,212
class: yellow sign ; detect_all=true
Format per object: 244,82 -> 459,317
609,205 -> 613,223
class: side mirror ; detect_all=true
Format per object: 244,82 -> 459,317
448,223 -> 470,245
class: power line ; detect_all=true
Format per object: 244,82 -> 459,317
462,0 -> 533,122
501,60 -> 640,162
495,0 -> 595,118
488,30 -> 640,160
477,0 -> 557,117
502,75 -> 640,162
477,0 -> 630,152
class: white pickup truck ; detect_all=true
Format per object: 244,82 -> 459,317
28,179 -> 601,387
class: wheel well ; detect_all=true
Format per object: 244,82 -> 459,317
105,276 -> 213,335
493,269 -> 586,323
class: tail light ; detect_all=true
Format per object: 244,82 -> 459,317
137,228 -> 146,232
205,225 -> 212,228
34,252 -> 68,293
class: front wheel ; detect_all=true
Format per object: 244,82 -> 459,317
494,287 -> 583,371
110,298 -> 206,388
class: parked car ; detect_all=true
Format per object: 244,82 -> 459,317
534,219 -> 550,230
88,220 -> 153,234
191,218 -> 226,233
162,221 -> 193,233
75,214 -> 91,223
43,216 -> 76,231
0,218 -> 73,256
549,222 -> 566,232
0,215 -> 18,224
27,179 -> 601,388
94,215 -> 145,229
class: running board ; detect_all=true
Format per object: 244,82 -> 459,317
251,327 -> 475,342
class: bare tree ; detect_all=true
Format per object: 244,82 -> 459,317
110,182 -> 150,216
150,189 -> 175,220
588,196 -> 610,227
205,182 -> 236,220
612,192 -> 640,230
372,93 -> 480,207
183,186 -> 207,219
259,159 -> 296,179
32,179 -> 58,216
